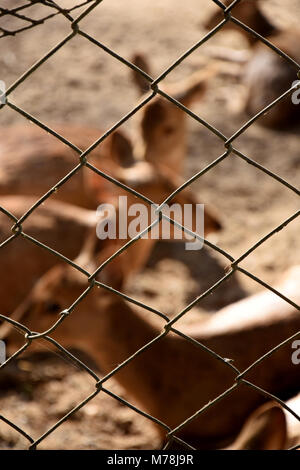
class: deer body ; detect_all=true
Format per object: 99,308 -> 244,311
130,53 -> 215,177
0,160 -> 220,313
6,263 -> 300,448
0,125 -> 114,208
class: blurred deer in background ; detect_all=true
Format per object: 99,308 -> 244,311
282,392 -> 300,449
4,229 -> 300,448
243,30 -> 300,128
204,0 -> 276,44
0,59 -> 215,205
204,1 -> 300,128
0,197 -> 100,315
86,127 -> 221,285
0,133 -> 220,315
229,393 -> 300,450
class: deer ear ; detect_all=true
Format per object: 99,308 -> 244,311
232,402 -> 287,450
131,52 -> 152,94
204,0 -> 276,41
110,130 -> 135,168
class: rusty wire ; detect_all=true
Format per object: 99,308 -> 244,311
0,0 -> 299,450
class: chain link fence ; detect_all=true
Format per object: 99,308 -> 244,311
0,0 -> 299,450
0,0 -> 94,38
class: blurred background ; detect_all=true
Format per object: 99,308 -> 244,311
0,0 -> 299,449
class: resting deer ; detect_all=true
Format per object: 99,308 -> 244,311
85,125 -> 221,285
243,30 -> 300,128
0,136 -> 220,315
4,230 -> 300,448
0,124 -> 113,209
205,1 -> 300,128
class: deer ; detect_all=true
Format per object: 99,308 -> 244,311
282,392 -> 300,449
204,1 -> 300,128
0,67 -> 221,291
204,0 -> 276,45
0,132 -> 221,316
3,228 -> 300,449
0,196 -> 102,316
243,30 -> 300,128
129,53 -> 218,177
0,59 -> 214,206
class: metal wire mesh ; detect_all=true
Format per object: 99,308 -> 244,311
0,0 -> 94,38
0,0 -> 299,450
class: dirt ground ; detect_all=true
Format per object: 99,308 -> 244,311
0,0 -> 299,450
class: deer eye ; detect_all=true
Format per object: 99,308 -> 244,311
45,302 -> 61,314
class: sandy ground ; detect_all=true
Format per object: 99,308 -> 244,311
0,0 -> 299,449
